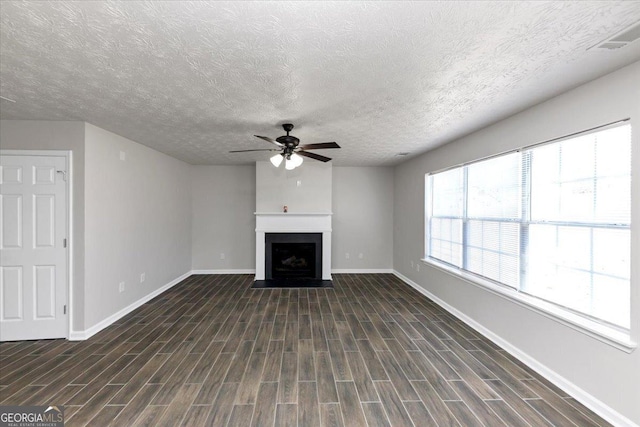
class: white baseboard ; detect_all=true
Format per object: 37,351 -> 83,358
392,270 -> 638,427
331,269 -> 394,274
69,271 -> 192,341
68,330 -> 87,341
191,269 -> 256,275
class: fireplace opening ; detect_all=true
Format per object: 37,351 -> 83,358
265,233 -> 322,280
272,243 -> 315,278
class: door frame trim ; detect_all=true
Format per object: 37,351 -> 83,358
1,149 -> 72,339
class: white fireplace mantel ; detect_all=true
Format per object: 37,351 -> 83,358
255,212 -> 332,280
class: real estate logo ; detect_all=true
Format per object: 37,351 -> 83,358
0,405 -> 64,427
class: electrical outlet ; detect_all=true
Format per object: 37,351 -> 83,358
416,263 -> 420,272
358,253 -> 364,259
119,281 -> 125,293
119,151 -> 126,161
220,253 -> 225,260
140,273 -> 145,283
345,253 -> 350,259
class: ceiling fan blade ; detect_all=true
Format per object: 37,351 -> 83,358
254,135 -> 283,146
298,151 -> 332,162
229,149 -> 280,153
298,142 -> 341,150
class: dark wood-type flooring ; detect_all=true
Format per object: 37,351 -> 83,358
0,274 -> 612,426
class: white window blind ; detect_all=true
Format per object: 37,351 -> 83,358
524,124 -> 631,327
426,122 -> 631,328
428,168 -> 463,267
466,152 -> 521,288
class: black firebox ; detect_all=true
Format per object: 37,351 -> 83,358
265,233 -> 322,280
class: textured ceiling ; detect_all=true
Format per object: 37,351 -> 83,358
1,1 -> 640,166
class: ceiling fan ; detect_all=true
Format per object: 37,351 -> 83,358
230,123 -> 341,170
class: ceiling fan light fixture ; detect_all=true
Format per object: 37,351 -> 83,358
290,153 -> 303,167
285,157 -> 296,170
270,153 -> 284,167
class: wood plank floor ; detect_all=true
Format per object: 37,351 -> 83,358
0,274 -> 612,427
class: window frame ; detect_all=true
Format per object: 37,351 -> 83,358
423,120 -> 635,352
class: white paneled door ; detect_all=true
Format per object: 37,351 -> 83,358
0,155 -> 68,341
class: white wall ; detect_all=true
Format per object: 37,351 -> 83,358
190,164 -> 393,271
256,161 -> 332,213
0,120 -> 86,331
84,124 -> 192,329
332,167 -> 394,271
191,165 -> 255,271
393,61 -> 640,425
0,124 -> 393,331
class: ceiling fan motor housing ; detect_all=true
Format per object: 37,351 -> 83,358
276,135 -> 300,148
276,123 -> 300,150
276,124 -> 299,154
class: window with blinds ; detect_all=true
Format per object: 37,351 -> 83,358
426,123 -> 631,328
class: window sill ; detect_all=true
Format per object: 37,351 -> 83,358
420,258 -> 636,353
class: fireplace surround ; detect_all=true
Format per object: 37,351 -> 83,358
255,213 -> 332,280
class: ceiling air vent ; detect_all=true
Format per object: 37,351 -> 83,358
590,21 -> 640,50
596,42 -> 626,50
